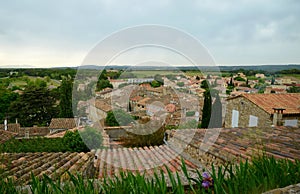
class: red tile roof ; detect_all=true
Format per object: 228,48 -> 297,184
94,145 -> 199,179
0,123 -> 20,133
231,93 -> 300,115
0,130 -> 17,143
167,126 -> 300,164
49,118 -> 78,129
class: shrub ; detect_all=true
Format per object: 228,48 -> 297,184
63,130 -> 89,152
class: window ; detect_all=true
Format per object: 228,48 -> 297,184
232,110 -> 239,128
249,115 -> 258,127
284,120 -> 298,127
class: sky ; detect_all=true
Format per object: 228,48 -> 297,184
0,0 -> 300,68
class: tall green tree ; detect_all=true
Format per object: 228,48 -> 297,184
201,90 -> 212,128
59,77 -> 74,118
0,89 -> 19,123
210,93 -> 222,128
96,79 -> 113,91
9,86 -> 58,127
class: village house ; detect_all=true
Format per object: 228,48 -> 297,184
87,99 -> 112,123
109,79 -> 127,88
95,87 -> 113,99
49,118 -> 79,134
265,86 -> 287,94
255,73 -> 265,79
225,93 -> 300,128
0,121 -> 20,133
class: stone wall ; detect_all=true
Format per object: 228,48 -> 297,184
18,127 -> 50,137
263,183 -> 300,194
225,96 -> 272,129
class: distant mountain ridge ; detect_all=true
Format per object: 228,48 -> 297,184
1,64 -> 300,72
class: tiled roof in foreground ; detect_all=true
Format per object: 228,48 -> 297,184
94,145 -> 199,179
0,145 -> 200,185
0,152 -> 95,185
167,126 -> 300,165
0,130 -> 17,143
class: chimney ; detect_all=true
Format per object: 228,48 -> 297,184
272,108 -> 285,126
4,118 -> 8,131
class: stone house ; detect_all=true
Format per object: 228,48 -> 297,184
49,118 -> 79,134
225,93 -> 300,128
87,99 -> 112,123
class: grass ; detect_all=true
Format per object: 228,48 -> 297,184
0,155 -> 299,193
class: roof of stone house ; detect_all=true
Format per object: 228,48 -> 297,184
0,123 -> 20,133
231,93 -> 300,115
137,97 -> 152,106
94,99 -> 112,112
146,86 -> 164,93
0,130 -> 17,143
165,103 -> 176,113
49,118 -> 78,129
130,95 -> 143,101
167,126 -> 300,164
0,152 -> 95,185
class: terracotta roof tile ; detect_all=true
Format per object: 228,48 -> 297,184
49,118 -> 78,129
0,123 -> 20,133
0,130 -> 17,143
231,93 -> 300,114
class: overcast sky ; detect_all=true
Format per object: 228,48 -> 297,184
0,0 -> 300,68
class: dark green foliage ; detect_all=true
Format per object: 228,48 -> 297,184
278,68 -> 300,74
287,86 -> 300,93
8,85 -> 58,127
150,80 -> 162,88
201,90 -> 212,128
186,111 -> 195,117
176,82 -> 184,87
0,137 -> 68,153
0,88 -> 19,122
210,94 -> 222,128
234,76 -> 245,81
63,130 -> 89,152
96,79 -> 113,91
80,126 -> 103,150
201,80 -> 210,89
105,109 -> 134,126
0,68 -> 76,80
59,77 -> 74,118
271,76 -> 275,85
0,129 -> 97,153
229,77 -> 234,86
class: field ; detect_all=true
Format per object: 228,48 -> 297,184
120,70 -> 183,78
281,74 -> 300,81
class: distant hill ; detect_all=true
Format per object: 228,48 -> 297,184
75,64 -> 300,72
1,64 -> 300,73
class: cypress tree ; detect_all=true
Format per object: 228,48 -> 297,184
210,93 -> 222,128
201,90 -> 212,128
59,77 -> 74,118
